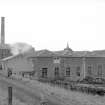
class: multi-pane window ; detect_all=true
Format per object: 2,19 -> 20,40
55,67 -> 59,77
42,68 -> 48,78
97,65 -> 102,77
66,67 -> 70,77
87,65 -> 92,75
76,66 -> 80,76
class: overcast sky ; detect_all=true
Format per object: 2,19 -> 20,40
0,0 -> 105,51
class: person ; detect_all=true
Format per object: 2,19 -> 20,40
7,68 -> 12,77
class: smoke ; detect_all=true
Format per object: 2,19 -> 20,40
10,42 -> 35,55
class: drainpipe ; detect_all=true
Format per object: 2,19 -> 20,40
82,57 -> 86,79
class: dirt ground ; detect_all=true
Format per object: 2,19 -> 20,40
28,80 -> 105,105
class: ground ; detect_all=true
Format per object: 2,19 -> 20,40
0,87 -> 27,105
0,75 -> 105,105
27,79 -> 105,105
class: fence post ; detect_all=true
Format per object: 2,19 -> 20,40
8,86 -> 12,105
40,94 -> 48,105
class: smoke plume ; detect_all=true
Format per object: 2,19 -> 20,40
10,42 -> 35,55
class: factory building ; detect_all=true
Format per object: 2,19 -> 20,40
0,17 -> 105,82
30,44 -> 105,81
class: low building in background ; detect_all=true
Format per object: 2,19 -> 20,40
1,54 -> 34,78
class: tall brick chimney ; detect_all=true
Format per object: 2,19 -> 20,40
1,17 -> 5,45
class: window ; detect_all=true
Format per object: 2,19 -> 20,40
87,65 -> 92,75
97,65 -> 102,77
76,66 -> 80,76
66,67 -> 70,77
42,68 -> 48,78
55,67 -> 59,77
0,64 -> 2,70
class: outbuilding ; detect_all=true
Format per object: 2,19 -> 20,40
1,53 -> 34,78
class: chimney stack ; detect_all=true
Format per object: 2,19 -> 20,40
1,17 -> 5,45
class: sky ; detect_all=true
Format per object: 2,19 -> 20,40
0,0 -> 105,51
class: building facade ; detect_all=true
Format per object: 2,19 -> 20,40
1,54 -> 34,77
30,44 -> 105,81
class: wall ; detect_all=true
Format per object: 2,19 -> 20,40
32,56 -> 84,81
62,57 -> 83,81
3,55 -> 33,75
31,56 -> 105,81
0,49 -> 12,59
85,57 -> 105,79
34,57 -> 54,80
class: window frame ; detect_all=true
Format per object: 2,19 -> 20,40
97,64 -> 103,77
66,67 -> 71,77
41,68 -> 48,78
87,65 -> 92,76
54,67 -> 59,77
76,66 -> 81,76
0,64 -> 2,70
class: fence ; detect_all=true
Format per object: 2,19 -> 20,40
39,80 -> 105,96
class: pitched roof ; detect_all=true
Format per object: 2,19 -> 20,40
2,48 -> 105,59
32,50 -> 105,57
35,49 -> 54,57
85,50 -> 105,57
1,54 -> 24,61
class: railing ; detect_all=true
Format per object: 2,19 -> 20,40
38,79 -> 105,96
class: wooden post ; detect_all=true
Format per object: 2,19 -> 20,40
40,94 -> 48,105
8,86 -> 12,105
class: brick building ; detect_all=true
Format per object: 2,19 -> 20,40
30,44 -> 105,81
